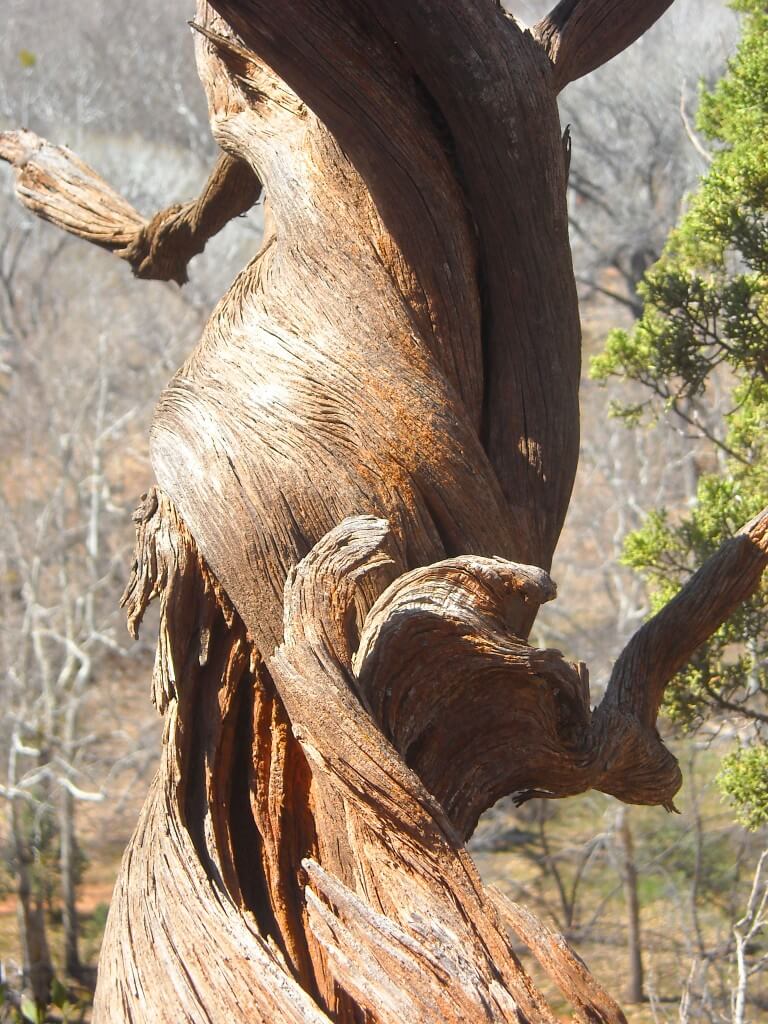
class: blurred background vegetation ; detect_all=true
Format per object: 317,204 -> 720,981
0,1 -> 765,1020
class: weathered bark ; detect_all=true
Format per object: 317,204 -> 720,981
534,0 -> 677,92
3,2 -> 767,1021
0,131 -> 261,284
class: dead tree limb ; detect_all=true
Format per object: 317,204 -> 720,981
534,0 -> 677,91
0,131 -> 261,283
492,888 -> 627,1024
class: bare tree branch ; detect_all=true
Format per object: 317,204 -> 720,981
600,506 -> 768,730
492,888 -> 627,1024
534,0 -> 676,91
0,130 -> 261,284
679,81 -> 713,163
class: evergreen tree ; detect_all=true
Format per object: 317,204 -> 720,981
592,0 -> 768,829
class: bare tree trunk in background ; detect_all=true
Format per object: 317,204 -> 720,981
732,850 -> 768,1024
14,889 -> 52,1016
3,2 -> 768,1021
58,786 -> 81,980
8,739 -> 54,1011
615,807 -> 644,1004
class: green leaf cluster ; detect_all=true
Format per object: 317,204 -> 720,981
0,977 -> 86,1024
717,746 -> 768,830
592,2 -> 768,827
591,0 -> 768,408
621,473 -> 768,736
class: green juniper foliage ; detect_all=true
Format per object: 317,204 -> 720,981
591,0 -> 768,827
718,745 -> 768,830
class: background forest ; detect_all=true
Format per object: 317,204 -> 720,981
0,1 -> 766,1020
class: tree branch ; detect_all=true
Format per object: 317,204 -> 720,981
121,150 -> 262,283
352,552 -> 592,835
534,0 -> 676,92
0,130 -> 261,284
679,82 -> 713,164
601,506 -> 768,728
587,506 -> 768,806
0,129 -> 144,247
348,506 -> 768,819
492,888 -> 627,1024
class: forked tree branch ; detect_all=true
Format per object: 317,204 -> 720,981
534,0 -> 676,92
0,130 -> 261,284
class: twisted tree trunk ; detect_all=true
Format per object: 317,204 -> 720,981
3,2 -> 768,1021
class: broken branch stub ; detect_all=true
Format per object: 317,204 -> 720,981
0,129 -> 144,248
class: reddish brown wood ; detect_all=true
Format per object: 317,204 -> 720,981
0,131 -> 260,283
534,0 -> 677,92
5,2 -> 765,1021
493,888 -> 627,1024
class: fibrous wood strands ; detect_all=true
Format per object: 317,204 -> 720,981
2,2 -> 767,1020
